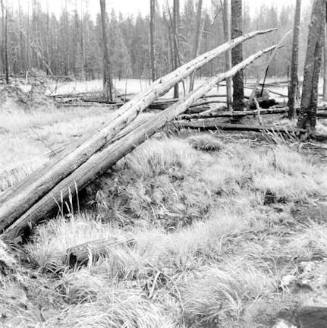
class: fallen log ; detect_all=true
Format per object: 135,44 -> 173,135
179,107 -> 327,121
65,237 -> 136,267
1,45 -> 276,240
179,107 -> 288,120
173,119 -> 327,141
0,29 -> 276,235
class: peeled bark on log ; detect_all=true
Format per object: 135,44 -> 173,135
0,28 -> 275,234
66,237 -> 136,267
1,45 -> 276,240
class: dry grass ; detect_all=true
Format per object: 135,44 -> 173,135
1,105 -> 327,327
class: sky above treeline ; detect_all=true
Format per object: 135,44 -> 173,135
8,0 -> 311,18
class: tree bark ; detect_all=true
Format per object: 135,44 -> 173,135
150,0 -> 156,81
298,0 -> 326,131
1,42 -> 276,240
324,14 -> 327,101
189,0 -> 203,92
231,0 -> 244,111
288,0 -> 302,118
99,0 -> 113,102
223,0 -> 232,110
3,2 -> 8,84
173,0 -> 180,98
179,107 -> 327,120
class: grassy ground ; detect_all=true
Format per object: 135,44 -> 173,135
0,104 -> 327,328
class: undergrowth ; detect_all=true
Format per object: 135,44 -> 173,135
2,133 -> 327,328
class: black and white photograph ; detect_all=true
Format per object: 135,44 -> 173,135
0,0 -> 327,327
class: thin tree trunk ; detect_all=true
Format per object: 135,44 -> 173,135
297,0 -> 326,131
1,43 -> 276,240
150,0 -> 156,81
189,0 -> 203,92
0,0 -> 4,75
223,0 -> 232,110
324,16 -> 327,101
99,0 -> 113,102
231,0 -> 244,111
4,4 -> 8,84
0,29 -> 275,237
288,0 -> 302,118
173,0 -> 180,98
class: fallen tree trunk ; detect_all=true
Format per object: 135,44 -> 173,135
179,107 -> 289,120
1,45 -> 276,240
179,107 -> 327,120
0,28 -> 275,234
65,237 -> 136,267
173,119 -> 327,141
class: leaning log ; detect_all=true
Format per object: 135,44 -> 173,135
1,45 -> 276,240
0,28 -> 275,234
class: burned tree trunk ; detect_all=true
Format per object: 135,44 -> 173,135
223,0 -> 232,110
99,0 -> 113,102
231,0 -> 244,111
189,0 -> 203,92
298,0 -> 326,131
150,0 -> 156,81
288,0 -> 302,119
173,0 -> 180,98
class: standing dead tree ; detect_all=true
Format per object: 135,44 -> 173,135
150,0 -> 156,81
1,0 -> 8,84
0,29 -> 275,239
173,0 -> 180,98
99,0 -> 113,102
288,0 -> 302,119
298,0 -> 326,131
231,0 -> 244,111
189,0 -> 203,92
324,8 -> 327,101
223,0 -> 232,110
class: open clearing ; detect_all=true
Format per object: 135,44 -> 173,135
1,98 -> 327,327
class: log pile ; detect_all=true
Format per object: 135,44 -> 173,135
0,27 -> 324,243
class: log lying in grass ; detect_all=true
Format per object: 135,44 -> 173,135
1,45 -> 277,240
0,28 -> 276,235
65,237 -> 136,267
173,119 -> 327,141
179,107 -> 289,120
179,106 -> 327,121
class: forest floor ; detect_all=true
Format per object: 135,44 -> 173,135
1,84 -> 327,327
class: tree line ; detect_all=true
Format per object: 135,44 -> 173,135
0,0 -> 311,81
